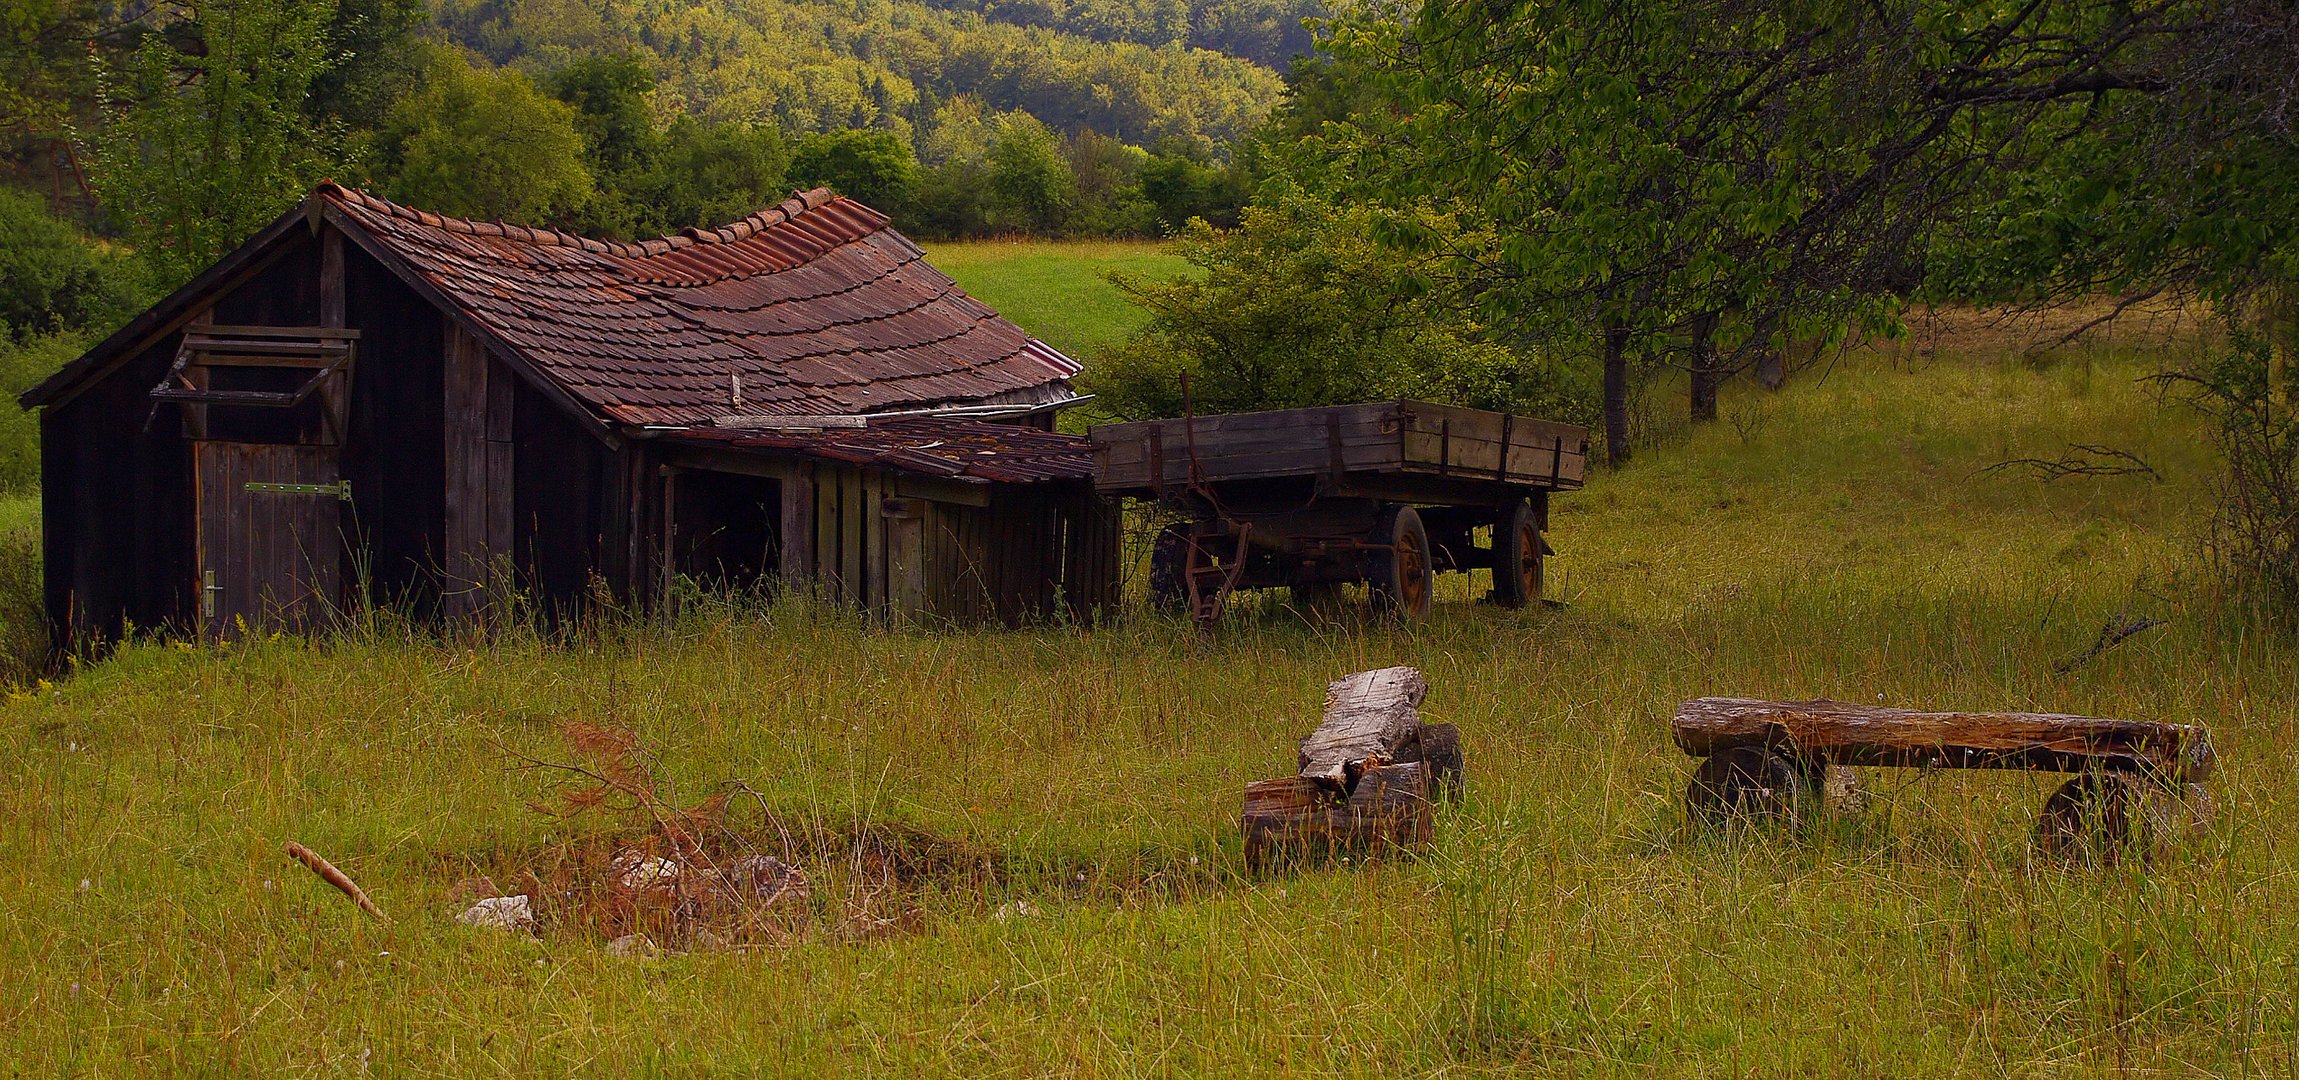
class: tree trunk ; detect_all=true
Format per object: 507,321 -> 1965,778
1689,310 -> 1720,423
1602,319 -> 1631,466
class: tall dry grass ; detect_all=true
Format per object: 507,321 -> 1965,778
0,343 -> 2293,1075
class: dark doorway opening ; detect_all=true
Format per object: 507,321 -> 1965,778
672,470 -> 783,593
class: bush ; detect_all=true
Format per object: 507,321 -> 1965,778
0,331 -> 86,494
0,498 -> 43,686
372,46 -> 594,226
1086,187 -> 1598,422
2185,324 -> 2299,621
789,130 -> 920,218
0,188 -> 137,342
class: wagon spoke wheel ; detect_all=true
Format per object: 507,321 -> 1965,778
1368,505 -> 1433,621
1492,500 -> 1544,609
1685,745 -> 1819,825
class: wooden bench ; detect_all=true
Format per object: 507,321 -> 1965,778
1671,697 -> 2215,857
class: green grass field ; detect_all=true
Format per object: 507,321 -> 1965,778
927,239 -> 1188,362
6,326 -> 2295,1075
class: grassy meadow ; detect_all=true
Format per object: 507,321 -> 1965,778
926,239 -> 1189,362
3,262 -> 2297,1074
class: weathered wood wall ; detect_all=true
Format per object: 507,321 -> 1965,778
656,451 -> 1120,626
337,238 -> 446,615
441,323 -> 514,618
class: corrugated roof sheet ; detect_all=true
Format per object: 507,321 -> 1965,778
319,183 -> 1079,426
664,416 -> 1095,484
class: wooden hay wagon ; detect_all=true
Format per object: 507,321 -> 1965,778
1671,697 -> 2216,858
1089,401 -> 1589,627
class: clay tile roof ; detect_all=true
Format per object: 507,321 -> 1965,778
316,182 -> 1080,427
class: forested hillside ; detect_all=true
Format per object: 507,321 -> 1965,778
434,0 -> 1292,148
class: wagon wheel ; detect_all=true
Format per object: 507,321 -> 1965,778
1148,523 -> 1190,612
1491,500 -> 1544,609
1685,745 -> 1819,824
1367,505 -> 1433,621
1417,723 -> 1464,803
2034,768 -> 2205,863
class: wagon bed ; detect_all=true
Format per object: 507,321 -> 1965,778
1090,400 -> 1589,499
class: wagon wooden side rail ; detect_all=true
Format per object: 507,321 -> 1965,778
1671,697 -> 2216,859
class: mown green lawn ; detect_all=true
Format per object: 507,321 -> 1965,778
926,238 -> 1188,362
3,335 -> 2295,1075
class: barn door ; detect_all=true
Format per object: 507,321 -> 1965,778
194,442 -> 346,636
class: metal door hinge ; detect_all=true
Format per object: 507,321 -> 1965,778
245,480 -> 352,500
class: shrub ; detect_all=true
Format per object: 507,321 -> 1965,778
1086,187 -> 1598,422
0,188 -> 137,342
2183,324 -> 2299,621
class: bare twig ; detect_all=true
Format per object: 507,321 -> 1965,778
2019,287 -> 2167,358
1979,443 -> 2162,482
283,841 -> 387,921
2056,612 -> 2167,674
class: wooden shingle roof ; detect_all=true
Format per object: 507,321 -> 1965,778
319,183 -> 1079,426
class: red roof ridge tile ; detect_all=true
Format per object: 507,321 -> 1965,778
315,181 -> 871,259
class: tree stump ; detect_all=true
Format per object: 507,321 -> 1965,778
1242,666 -> 1462,868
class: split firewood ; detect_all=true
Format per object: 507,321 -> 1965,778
284,841 -> 388,921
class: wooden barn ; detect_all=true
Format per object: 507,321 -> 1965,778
20,183 -> 1120,645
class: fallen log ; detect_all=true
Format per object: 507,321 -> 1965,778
1671,697 -> 2214,783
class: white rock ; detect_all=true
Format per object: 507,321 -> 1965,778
456,894 -> 535,931
992,899 -> 1037,922
612,852 -> 681,892
605,933 -> 658,958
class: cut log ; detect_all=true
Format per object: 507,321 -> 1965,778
1297,666 -> 1427,793
1243,762 -> 1432,869
1416,722 -> 1464,803
1672,698 -> 2214,783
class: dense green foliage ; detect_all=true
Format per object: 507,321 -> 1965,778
0,187 -> 133,343
435,0 -> 1286,149
1090,188 -> 1594,422
89,0 -> 343,284
372,44 -> 595,224
6,0 -> 1278,257
0,189 -> 138,494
